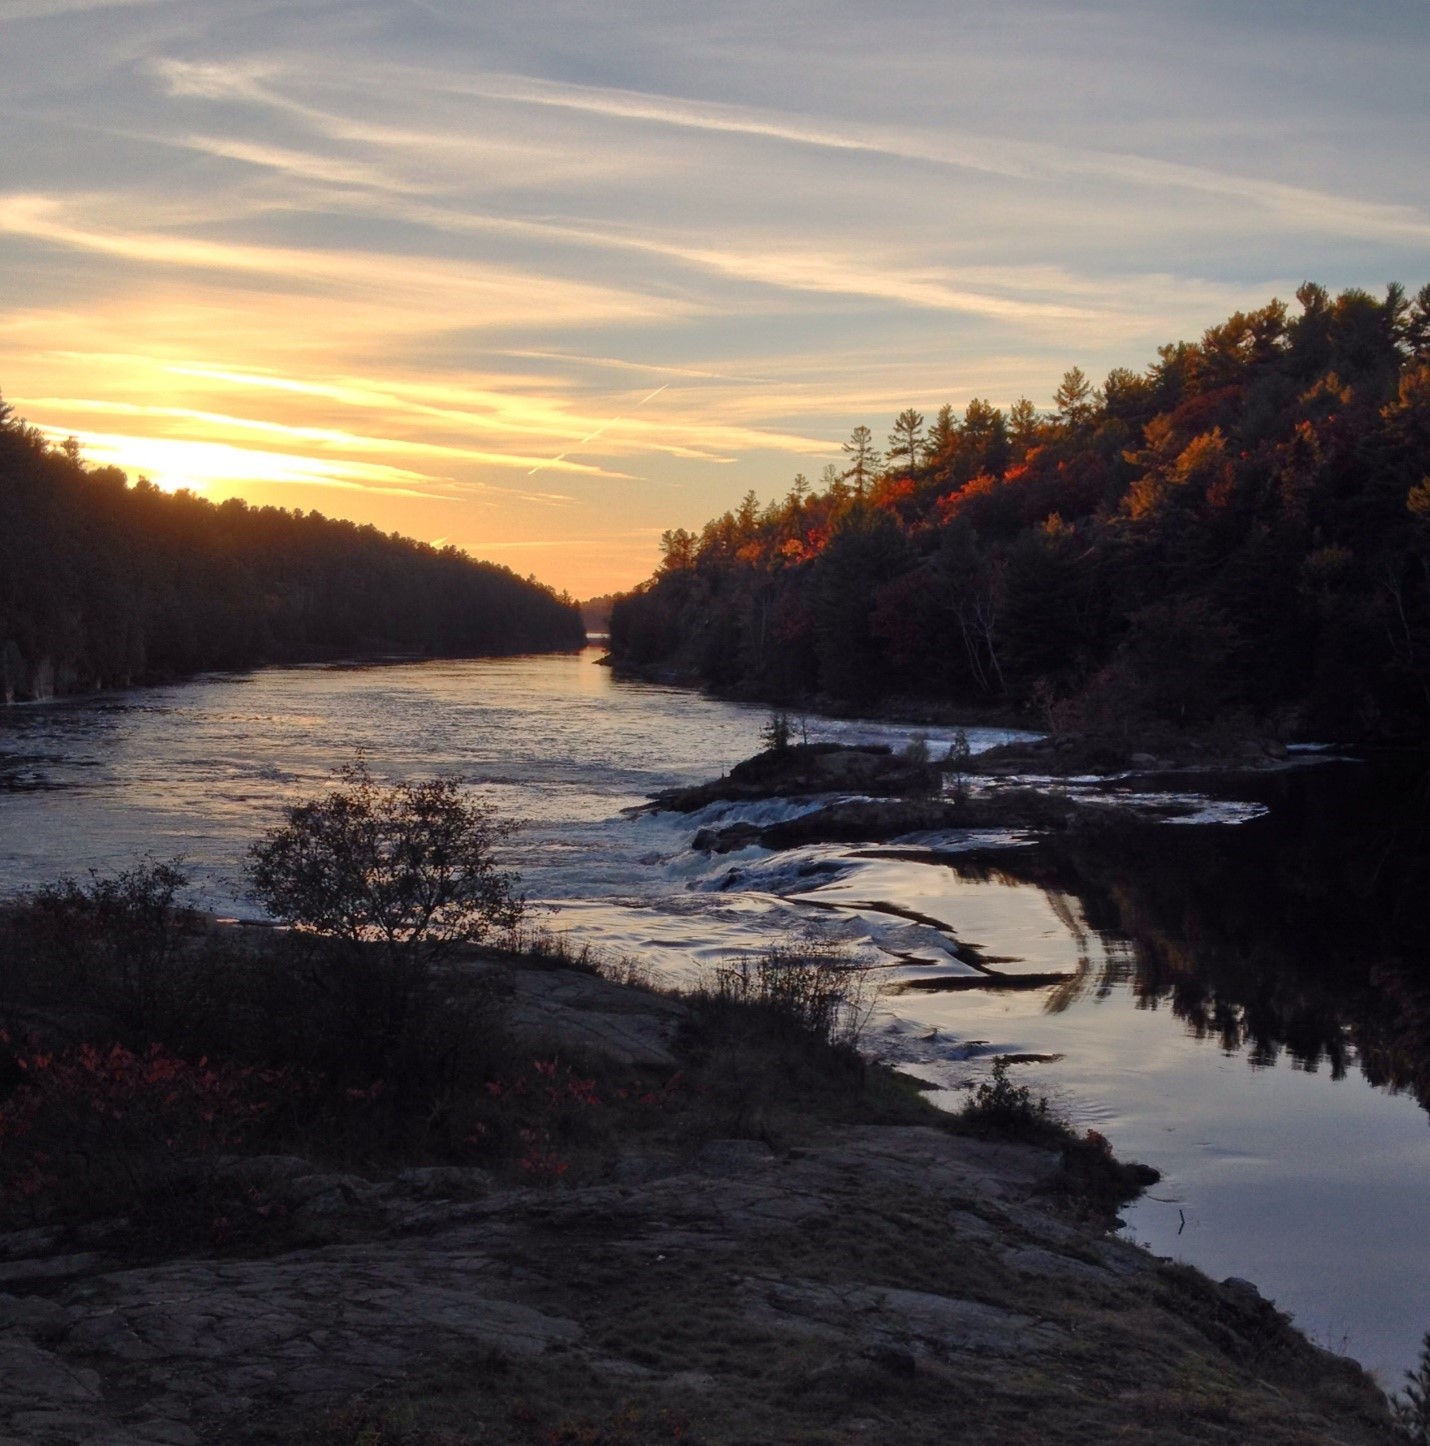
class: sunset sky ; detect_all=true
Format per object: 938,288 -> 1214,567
2,0 -> 1427,597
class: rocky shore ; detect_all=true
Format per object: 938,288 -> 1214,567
0,951 -> 1402,1445
652,739 -> 1251,855
0,733 -> 1407,1444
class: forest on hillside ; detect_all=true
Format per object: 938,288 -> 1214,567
0,396 -> 585,702
611,284 -> 1430,739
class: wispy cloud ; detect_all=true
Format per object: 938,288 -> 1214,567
179,137 -> 425,196
3,1 -> 1424,596
150,57 -> 636,190
527,382 -> 670,477
0,194 -> 685,331
149,56 -> 277,103
501,350 -> 776,386
330,198 -> 1108,328
14,395 -> 632,479
457,71 -> 1430,244
0,0 -> 163,19
155,363 -> 829,461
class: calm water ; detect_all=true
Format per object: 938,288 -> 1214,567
2,648 -> 1427,1383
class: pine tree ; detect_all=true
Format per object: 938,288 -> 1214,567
887,408 -> 925,474
1008,398 -> 1041,458
924,403 -> 958,463
841,425 -> 882,499
1054,367 -> 1095,427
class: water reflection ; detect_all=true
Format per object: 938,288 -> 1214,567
937,753 -> 1430,1116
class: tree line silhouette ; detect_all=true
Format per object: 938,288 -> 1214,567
0,397 -> 585,702
611,283 -> 1430,738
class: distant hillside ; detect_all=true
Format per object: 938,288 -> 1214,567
579,593 -> 616,635
0,396 -> 585,702
611,283 -> 1430,739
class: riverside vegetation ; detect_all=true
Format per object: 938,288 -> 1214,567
0,764 -> 1417,1443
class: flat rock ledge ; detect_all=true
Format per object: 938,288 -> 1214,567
501,964 -> 687,1068
651,742 -> 936,812
0,1126 -> 1396,1445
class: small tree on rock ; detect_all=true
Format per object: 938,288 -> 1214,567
247,759 -> 524,968
760,709 -> 794,753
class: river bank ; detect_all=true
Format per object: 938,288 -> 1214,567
0,729 -> 1413,1441
0,931 -> 1403,1445
600,653 -> 1330,770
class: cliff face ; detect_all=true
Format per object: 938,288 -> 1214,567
0,648 -> 104,704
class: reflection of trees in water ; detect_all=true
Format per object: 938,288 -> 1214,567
1042,928 -> 1137,1015
950,757 -> 1430,1114
929,858 -> 1118,1005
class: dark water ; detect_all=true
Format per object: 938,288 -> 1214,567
976,756 -> 1430,1110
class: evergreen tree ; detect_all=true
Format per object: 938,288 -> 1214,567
924,403 -> 958,463
1054,367 -> 1095,427
841,426 -> 882,499
887,408 -> 925,474
1008,398 -> 1041,458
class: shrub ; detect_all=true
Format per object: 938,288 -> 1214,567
959,1063 -> 1160,1213
683,935 -> 901,1141
1048,1127 -> 1161,1220
21,858 -> 199,1036
0,1031 -> 298,1225
901,732 -> 931,767
245,760 -> 525,1095
896,732 -> 942,797
247,759 -> 524,964
959,1057 -> 1060,1142
701,934 -> 877,1050
1394,1331 -> 1430,1443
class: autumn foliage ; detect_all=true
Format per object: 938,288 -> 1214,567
0,1031 -> 299,1214
612,283 -> 1430,736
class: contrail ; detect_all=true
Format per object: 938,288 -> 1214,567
527,383 -> 669,476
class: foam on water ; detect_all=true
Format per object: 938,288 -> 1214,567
975,774 -> 1267,826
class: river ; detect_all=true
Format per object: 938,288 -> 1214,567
1,646 -> 1427,1386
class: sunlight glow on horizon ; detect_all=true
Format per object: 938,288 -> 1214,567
31,425 -> 459,500
2,0 -> 1426,594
